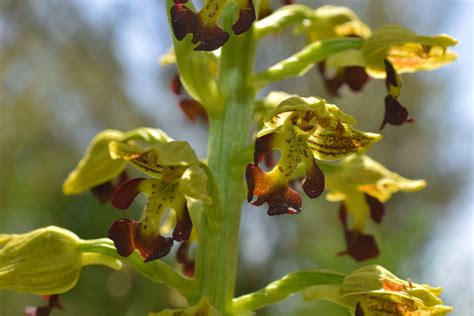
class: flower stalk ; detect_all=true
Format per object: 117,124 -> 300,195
194,9 -> 257,312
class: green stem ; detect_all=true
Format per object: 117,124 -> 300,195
78,239 -> 196,299
253,38 -> 364,89
232,270 -> 345,313
194,11 -> 257,314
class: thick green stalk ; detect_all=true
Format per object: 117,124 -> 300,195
194,12 -> 256,313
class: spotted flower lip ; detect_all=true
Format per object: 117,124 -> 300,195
325,154 -> 426,261
170,0 -> 256,51
247,95 -> 381,215
106,141 -> 211,262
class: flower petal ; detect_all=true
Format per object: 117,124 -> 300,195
246,163 -> 301,215
338,204 -> 379,261
170,0 -> 255,51
365,194 -> 385,224
108,219 -> 173,262
178,99 -> 208,122
111,178 -> 146,210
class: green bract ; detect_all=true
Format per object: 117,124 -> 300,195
63,128 -> 170,195
0,226 -> 121,295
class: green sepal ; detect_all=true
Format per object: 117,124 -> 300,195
362,25 -> 457,77
108,140 -> 200,180
179,164 -> 213,205
63,130 -> 127,195
325,154 -> 427,203
63,128 -> 170,195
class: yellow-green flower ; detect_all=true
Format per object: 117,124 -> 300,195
64,128 -> 211,262
304,265 -> 453,315
325,154 -> 426,261
247,95 -> 381,215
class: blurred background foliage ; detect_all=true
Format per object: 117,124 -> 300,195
0,0 -> 472,315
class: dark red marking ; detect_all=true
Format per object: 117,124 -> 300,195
170,74 -> 182,95
24,295 -> 64,316
246,163 -> 302,215
384,59 -> 399,89
176,241 -> 195,277
111,178 -> 146,210
318,62 -> 370,97
302,159 -> 325,198
173,201 -> 193,242
170,3 -> 229,51
108,219 -> 173,262
254,133 -> 275,165
90,171 -> 129,204
178,99 -> 208,122
380,95 -> 414,130
337,204 -> 380,261
232,0 -> 256,35
365,194 -> 385,224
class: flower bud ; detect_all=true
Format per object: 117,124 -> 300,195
0,226 -> 121,295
